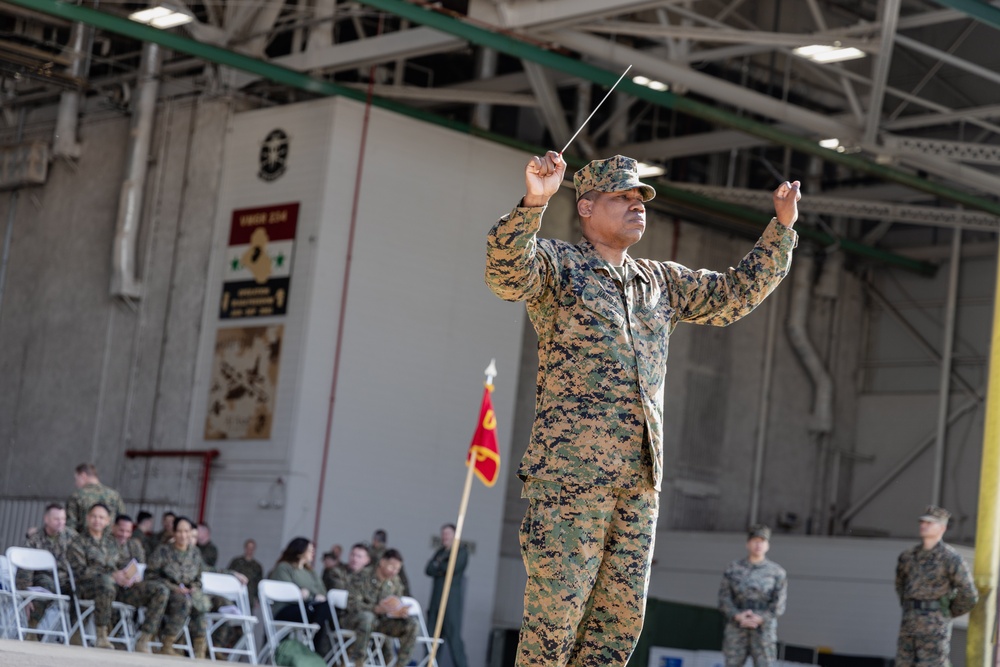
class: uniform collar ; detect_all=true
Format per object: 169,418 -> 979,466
577,238 -> 648,284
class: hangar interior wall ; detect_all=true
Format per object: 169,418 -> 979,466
0,92 -> 991,664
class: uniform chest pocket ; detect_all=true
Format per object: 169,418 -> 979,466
577,284 -> 625,329
633,297 -> 673,334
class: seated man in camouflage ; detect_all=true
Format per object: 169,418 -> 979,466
344,549 -> 417,667
17,503 -> 77,627
67,504 -> 137,649
110,513 -> 171,653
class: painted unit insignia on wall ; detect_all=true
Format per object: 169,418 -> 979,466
258,129 -> 289,181
220,202 -> 298,319
205,325 -> 283,440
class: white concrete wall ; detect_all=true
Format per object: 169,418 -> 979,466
187,97 -> 527,666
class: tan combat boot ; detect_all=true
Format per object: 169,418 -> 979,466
95,626 -> 114,649
134,632 -> 152,653
159,634 -> 178,656
193,636 -> 208,659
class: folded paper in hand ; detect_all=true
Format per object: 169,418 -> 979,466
122,559 -> 142,585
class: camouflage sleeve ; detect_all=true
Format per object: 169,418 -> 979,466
66,538 -> 101,582
346,579 -> 376,616
764,568 -> 787,621
65,495 -> 81,535
949,553 -> 978,617
485,205 -> 555,303
718,566 -> 738,619
663,219 -> 796,327
895,553 -> 906,603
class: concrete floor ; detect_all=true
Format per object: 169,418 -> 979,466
0,639 -> 191,666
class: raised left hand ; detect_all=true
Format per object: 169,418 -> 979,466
772,180 -> 801,228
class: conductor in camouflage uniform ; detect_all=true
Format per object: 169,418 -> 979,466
148,516 -> 210,658
895,506 -> 977,667
718,525 -> 787,667
66,463 -> 126,535
486,152 -> 800,667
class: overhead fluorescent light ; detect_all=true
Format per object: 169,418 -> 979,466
818,138 -> 840,149
637,162 -> 666,178
130,4 -> 193,28
633,75 -> 669,92
793,44 -> 866,63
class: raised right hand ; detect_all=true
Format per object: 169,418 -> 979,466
523,151 -> 566,207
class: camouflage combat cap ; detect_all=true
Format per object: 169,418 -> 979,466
920,505 -> 951,524
748,524 -> 771,541
573,155 -> 656,202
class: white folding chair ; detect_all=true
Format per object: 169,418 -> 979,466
4,546 -> 73,644
0,555 -> 19,640
203,571 -> 259,664
325,588 -> 357,666
399,597 -> 442,667
257,579 -> 320,665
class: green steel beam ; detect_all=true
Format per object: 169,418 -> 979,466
3,0 -> 935,274
354,0 -> 1000,220
930,0 -> 1000,31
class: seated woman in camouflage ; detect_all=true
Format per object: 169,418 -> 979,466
148,516 -> 209,658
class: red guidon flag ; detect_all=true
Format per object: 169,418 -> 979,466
467,384 -> 500,487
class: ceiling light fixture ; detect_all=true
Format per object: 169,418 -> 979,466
793,44 -> 866,63
129,4 -> 194,28
818,138 -> 840,149
633,75 -> 669,92
637,162 -> 666,178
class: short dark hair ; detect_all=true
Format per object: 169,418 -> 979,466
381,548 -> 403,563
351,542 -> 370,554
115,514 -> 134,526
75,463 -> 97,476
373,529 -> 387,542
88,502 -> 111,516
173,515 -> 195,531
163,511 -> 176,520
136,511 -> 153,523
442,523 -> 456,532
44,503 -> 64,514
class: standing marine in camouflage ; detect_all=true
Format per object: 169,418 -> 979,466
148,516 -> 210,658
17,503 -> 77,623
895,506 -> 977,667
485,152 -> 800,667
227,538 -> 264,607
110,513 -> 171,653
344,549 -> 418,667
718,525 -> 787,667
66,463 -> 126,535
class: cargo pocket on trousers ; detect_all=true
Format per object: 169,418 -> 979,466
519,478 -> 562,579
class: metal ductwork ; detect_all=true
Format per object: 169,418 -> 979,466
110,42 -> 161,299
53,21 -> 91,159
